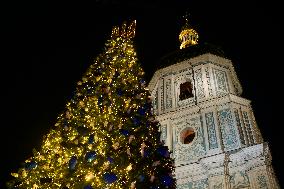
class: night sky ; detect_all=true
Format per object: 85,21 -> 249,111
1,1 -> 283,188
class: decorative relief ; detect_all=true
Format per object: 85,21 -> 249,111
213,69 -> 229,96
174,116 -> 206,163
165,78 -> 172,109
257,175 -> 269,189
205,67 -> 213,97
153,89 -> 158,113
205,112 -> 218,149
234,109 -> 245,145
230,171 -> 250,188
161,124 -> 167,141
195,68 -> 206,99
211,176 -> 224,189
177,178 -> 209,189
213,183 -> 223,189
218,109 -> 239,151
242,111 -> 254,145
160,78 -> 164,112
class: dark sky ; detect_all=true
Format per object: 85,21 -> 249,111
1,1 -> 283,188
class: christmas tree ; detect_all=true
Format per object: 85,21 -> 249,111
8,20 -> 175,189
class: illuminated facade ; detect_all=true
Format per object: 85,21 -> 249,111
148,19 -> 279,189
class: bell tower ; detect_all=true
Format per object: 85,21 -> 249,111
148,17 -> 279,189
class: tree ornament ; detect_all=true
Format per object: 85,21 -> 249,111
114,70 -> 119,78
138,175 -> 145,182
65,111 -> 71,119
98,96 -> 103,105
119,129 -> 129,136
152,160 -> 161,167
135,93 -> 142,99
64,125 -> 69,131
88,134 -> 94,144
85,172 -> 95,181
84,185 -> 93,189
32,183 -> 38,189
130,181 -> 136,189
138,107 -> 146,116
68,156 -> 77,170
157,146 -> 170,158
129,135 -> 135,143
132,117 -> 140,126
108,124 -> 113,131
161,175 -> 174,187
112,142 -> 119,150
150,175 -> 155,182
85,151 -> 96,162
141,142 -> 146,149
89,121 -> 95,127
107,157 -> 114,164
116,88 -> 123,96
79,101 -> 85,107
127,148 -> 131,156
103,173 -> 117,184
77,126 -> 90,136
21,169 -> 27,178
142,148 -> 150,157
74,139 -> 79,145
127,108 -> 132,114
25,161 -> 37,170
139,78 -> 146,86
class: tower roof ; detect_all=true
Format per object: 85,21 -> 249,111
156,42 -> 226,70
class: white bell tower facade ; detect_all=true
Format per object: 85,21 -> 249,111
148,18 -> 279,189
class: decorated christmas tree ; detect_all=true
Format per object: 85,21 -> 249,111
8,21 -> 175,189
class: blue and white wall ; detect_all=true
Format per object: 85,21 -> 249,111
148,53 -> 279,188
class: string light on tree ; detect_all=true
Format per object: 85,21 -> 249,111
7,20 -> 175,189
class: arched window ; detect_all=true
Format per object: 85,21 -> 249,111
179,81 -> 194,101
180,127 -> 195,144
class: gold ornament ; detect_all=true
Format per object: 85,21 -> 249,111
179,13 -> 199,49
111,20 -> 136,39
74,139 -> 79,145
150,175 -> 155,182
79,101 -> 85,107
33,184 -> 39,189
127,148 -> 131,156
129,135 -> 135,143
11,173 -> 19,178
126,164 -> 132,171
103,161 -> 110,169
66,111 -> 71,119
131,182 -> 136,189
104,121 -> 108,127
112,142 -> 119,150
82,77 -> 87,82
85,172 -> 95,181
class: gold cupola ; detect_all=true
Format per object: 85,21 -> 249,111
179,15 -> 199,49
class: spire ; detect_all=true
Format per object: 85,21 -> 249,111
179,13 -> 199,49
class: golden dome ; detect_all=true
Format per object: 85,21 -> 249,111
179,16 -> 199,49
